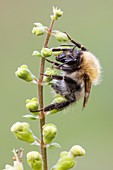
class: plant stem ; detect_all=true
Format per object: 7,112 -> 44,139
38,19 -> 55,170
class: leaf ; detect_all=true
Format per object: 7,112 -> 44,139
31,141 -> 40,146
23,114 -> 39,120
47,142 -> 61,149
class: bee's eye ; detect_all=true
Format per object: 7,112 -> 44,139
56,53 -> 66,62
57,53 -> 65,59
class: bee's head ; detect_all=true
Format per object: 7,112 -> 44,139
56,49 -> 83,68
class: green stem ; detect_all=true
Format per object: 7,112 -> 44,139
38,19 -> 55,170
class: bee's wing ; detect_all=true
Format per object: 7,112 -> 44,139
83,75 -> 92,109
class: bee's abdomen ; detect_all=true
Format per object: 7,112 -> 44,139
52,79 -> 83,102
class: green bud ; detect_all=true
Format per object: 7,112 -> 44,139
41,47 -> 52,57
27,151 -> 42,170
26,98 -> 39,115
70,145 -> 86,158
51,7 -> 63,20
11,122 -> 35,143
32,26 -> 47,36
32,22 -> 47,36
52,30 -> 68,42
51,151 -> 76,170
32,51 -> 42,57
43,124 -> 57,144
15,65 -> 36,82
53,95 -> 67,104
43,68 -> 57,83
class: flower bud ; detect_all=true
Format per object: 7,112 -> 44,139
43,124 -> 57,144
26,98 -> 39,115
32,26 -> 47,36
52,30 -> 68,42
51,151 -> 76,170
32,51 -> 42,57
27,151 -> 42,170
15,65 -> 36,82
11,122 -> 35,143
41,48 -> 52,57
53,95 -> 67,104
70,145 -> 86,158
51,7 -> 63,20
43,68 -> 57,83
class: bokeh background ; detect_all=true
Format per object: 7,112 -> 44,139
0,0 -> 113,169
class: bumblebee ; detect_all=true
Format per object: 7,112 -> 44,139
39,33 -> 101,112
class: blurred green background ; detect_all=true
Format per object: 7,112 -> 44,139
0,0 -> 113,169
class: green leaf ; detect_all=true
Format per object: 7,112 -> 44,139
31,141 -> 40,146
47,142 -> 61,149
23,114 -> 39,120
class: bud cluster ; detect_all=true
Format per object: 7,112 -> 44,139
52,30 -> 68,42
32,22 -> 47,36
43,68 -> 57,83
41,47 -> 52,57
43,124 -> 57,144
11,122 -> 35,143
51,145 -> 85,170
51,7 -> 63,20
26,98 -> 39,115
15,65 -> 37,83
27,151 -> 42,170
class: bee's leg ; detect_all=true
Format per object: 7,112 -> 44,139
52,48 -> 71,52
43,101 -> 70,112
52,64 -> 71,71
54,65 -> 75,71
36,98 -> 75,112
52,45 -> 74,53
64,32 -> 87,51
45,58 -> 60,66
32,93 -> 76,113
58,45 -> 76,52
32,75 -> 79,112
42,74 -> 76,84
60,44 -> 74,47
45,58 -> 63,69
45,59 -> 76,71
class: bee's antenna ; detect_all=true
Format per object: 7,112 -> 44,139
64,32 -> 87,51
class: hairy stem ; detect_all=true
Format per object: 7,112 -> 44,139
38,19 -> 55,170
